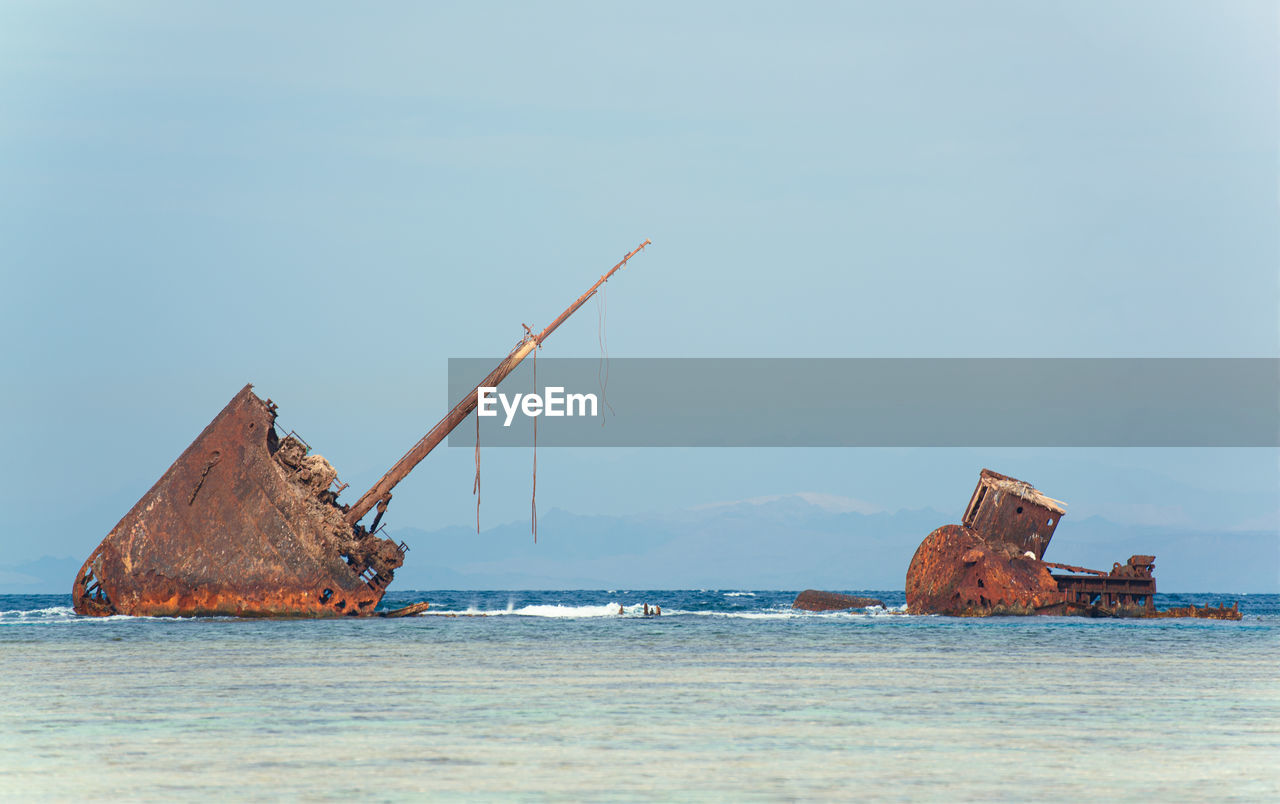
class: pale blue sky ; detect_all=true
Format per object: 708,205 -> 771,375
1,2 -> 1276,579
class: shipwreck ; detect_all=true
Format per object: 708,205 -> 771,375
904,469 -> 1241,619
73,241 -> 651,617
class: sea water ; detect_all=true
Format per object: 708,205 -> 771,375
1,591 -> 1276,801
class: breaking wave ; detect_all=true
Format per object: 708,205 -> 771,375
425,601 -> 910,619
0,605 -> 141,625
684,603 -> 908,620
0,605 -> 77,620
498,603 -> 625,618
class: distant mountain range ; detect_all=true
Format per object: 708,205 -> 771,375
12,494 -> 1275,594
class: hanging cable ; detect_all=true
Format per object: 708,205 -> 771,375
472,411 -> 481,533
597,284 -> 615,423
473,415 -> 481,533
531,344 -> 538,543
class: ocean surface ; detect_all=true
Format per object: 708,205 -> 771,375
2,590 -> 1277,801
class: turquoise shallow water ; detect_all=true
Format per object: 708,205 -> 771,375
2,590 -> 1277,801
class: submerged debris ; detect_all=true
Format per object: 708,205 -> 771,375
1149,602 -> 1241,620
791,590 -> 885,611
380,601 -> 431,618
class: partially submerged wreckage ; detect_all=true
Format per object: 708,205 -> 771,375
904,469 -> 1241,619
792,590 -> 884,612
73,241 -> 651,617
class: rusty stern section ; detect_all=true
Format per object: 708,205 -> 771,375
73,385 -> 406,617
906,468 -> 1240,619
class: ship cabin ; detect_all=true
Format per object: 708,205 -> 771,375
961,468 -> 1066,560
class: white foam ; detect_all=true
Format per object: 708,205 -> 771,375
449,603 -> 628,618
662,604 -> 909,620
723,591 -> 756,597
427,601 -> 914,620
0,606 -> 77,619
511,603 -> 623,618
0,605 -> 155,624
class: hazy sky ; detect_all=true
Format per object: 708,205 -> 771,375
2,2 -> 1276,574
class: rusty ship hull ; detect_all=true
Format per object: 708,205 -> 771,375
73,385 -> 403,617
72,240 -> 651,618
904,469 -> 1241,620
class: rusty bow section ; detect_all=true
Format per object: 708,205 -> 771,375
72,241 -> 651,618
73,386 -> 405,617
905,469 -> 1241,619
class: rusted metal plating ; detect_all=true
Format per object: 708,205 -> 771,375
73,386 -> 406,617
905,469 -> 1241,619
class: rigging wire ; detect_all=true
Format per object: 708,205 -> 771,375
596,284 -> 616,422
531,344 -> 538,543
472,410 -> 481,534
